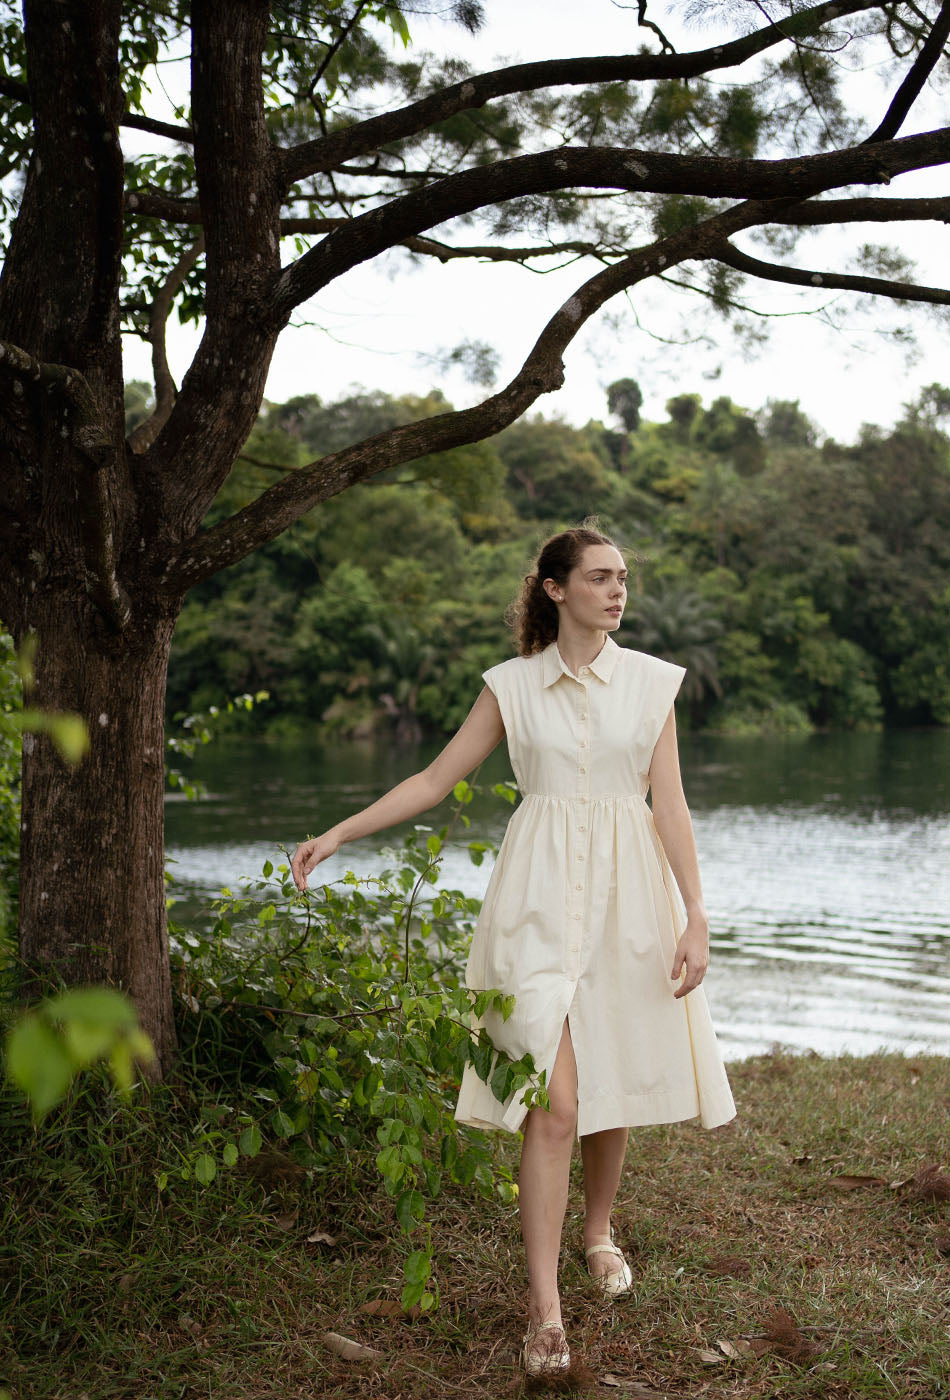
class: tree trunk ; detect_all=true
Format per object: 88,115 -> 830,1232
17,597 -> 179,1075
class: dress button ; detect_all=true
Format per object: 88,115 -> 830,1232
577,852 -> 585,861
580,739 -> 588,748
579,765 -> 587,774
575,882 -> 583,890
580,712 -> 588,720
572,912 -> 581,919
577,824 -> 586,832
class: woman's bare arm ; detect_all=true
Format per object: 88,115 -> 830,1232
648,707 -> 710,998
291,685 -> 505,889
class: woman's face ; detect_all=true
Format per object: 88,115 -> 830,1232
544,544 -> 627,632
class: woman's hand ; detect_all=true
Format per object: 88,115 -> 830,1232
291,830 -> 342,891
671,912 -> 710,999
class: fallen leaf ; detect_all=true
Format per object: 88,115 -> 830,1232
275,1210 -> 298,1231
718,1339 -> 741,1359
762,1307 -> 822,1361
934,1231 -> 950,1256
599,1379 -> 668,1397
243,1148 -> 307,1185
734,1339 -> 753,1355
359,1299 -> 421,1320
704,1254 -> 751,1277
320,1330 -> 383,1361
695,1349 -> 722,1363
792,1153 -> 812,1166
910,1163 -> 950,1203
828,1174 -> 886,1190
306,1228 -> 338,1245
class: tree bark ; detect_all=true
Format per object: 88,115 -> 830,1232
17,596 -> 179,1075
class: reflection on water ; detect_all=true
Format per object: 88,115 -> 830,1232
165,729 -> 950,1060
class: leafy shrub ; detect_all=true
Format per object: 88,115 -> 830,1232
167,778 -> 544,1311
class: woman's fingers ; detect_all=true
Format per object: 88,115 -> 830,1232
671,933 -> 709,998
291,839 -> 315,890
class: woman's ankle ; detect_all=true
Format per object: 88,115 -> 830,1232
527,1293 -> 563,1330
583,1219 -> 613,1247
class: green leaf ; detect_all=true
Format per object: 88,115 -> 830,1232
262,859 -> 273,878
47,986 -> 138,1031
472,990 -> 492,1019
472,1036 -> 494,1083
5,1015 -> 74,1120
490,1056 -> 515,1104
395,1187 -> 425,1233
222,1142 -> 239,1167
426,833 -> 442,858
271,1108 -> 296,1138
194,1152 -> 217,1185
403,1249 -> 431,1286
239,1124 -> 262,1158
452,779 -> 470,802
375,1143 -> 404,1181
401,1278 -> 425,1310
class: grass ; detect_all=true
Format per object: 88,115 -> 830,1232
1,1050 -> 948,1400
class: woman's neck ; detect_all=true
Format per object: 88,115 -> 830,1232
555,628 -> 607,677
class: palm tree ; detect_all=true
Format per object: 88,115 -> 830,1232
628,586 -> 723,714
359,619 -> 439,745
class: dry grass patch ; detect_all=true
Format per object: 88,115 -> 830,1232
2,1051 -> 948,1399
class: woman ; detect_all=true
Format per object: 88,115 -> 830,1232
292,525 -> 735,1376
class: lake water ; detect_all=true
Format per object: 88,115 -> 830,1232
165,730 -> 950,1061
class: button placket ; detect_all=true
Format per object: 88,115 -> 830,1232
568,671 -> 592,966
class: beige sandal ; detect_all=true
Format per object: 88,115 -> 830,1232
585,1241 -> 633,1297
522,1319 -> 570,1375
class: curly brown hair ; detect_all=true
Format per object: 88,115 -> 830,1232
506,523 -> 622,657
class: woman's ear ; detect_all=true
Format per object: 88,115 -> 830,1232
541,577 -> 562,604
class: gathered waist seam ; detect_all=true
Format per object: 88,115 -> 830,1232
520,791 -> 648,802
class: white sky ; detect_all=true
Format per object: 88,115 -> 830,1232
122,2 -> 950,442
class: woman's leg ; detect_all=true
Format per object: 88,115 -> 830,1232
518,1017 -> 578,1340
580,1127 -> 629,1278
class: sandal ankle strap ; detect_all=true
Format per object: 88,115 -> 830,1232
585,1242 -> 625,1261
523,1319 -> 565,1342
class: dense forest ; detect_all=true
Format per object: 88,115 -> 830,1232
127,380 -> 950,741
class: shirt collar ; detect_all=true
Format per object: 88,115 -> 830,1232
541,633 -> 620,687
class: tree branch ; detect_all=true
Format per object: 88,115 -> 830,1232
864,0 -> 950,143
281,217 -> 601,263
715,241 -> 950,305
142,0 -> 285,540
160,194 -> 783,594
0,339 -> 131,630
128,235 -> 205,454
126,188 -> 201,222
128,199 -> 604,265
771,194 -> 950,225
274,127 -> 950,315
0,73 -> 192,143
278,0 -> 880,185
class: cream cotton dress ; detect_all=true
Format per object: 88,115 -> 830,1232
454,633 -> 736,1137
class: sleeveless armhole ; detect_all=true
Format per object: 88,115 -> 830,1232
643,659 -> 686,759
